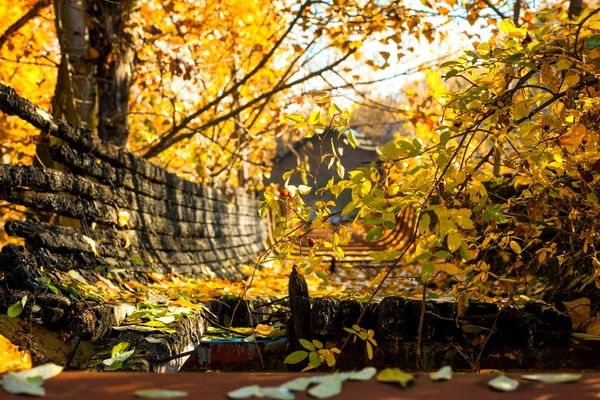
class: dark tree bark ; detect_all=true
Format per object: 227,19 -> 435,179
49,0 -> 138,146
52,0 -> 96,128
569,0 -> 583,18
91,0 -> 139,148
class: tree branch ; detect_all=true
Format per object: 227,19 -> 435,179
149,0 -> 312,152
143,48 -> 357,158
0,0 -> 52,51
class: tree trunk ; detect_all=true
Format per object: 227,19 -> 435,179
51,0 -> 96,127
568,0 -> 583,18
91,0 -> 139,148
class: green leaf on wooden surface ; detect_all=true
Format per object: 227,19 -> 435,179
15,363 -> 63,381
227,385 -> 262,399
348,367 -> 377,381
376,368 -> 414,388
282,377 -> 314,391
430,366 -> 453,381
521,374 -> 582,384
134,389 -> 188,398
261,387 -> 294,400
488,375 -> 519,392
307,374 -> 342,399
1,373 -> 45,397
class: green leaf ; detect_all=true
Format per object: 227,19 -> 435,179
366,226 -> 383,241
134,389 -> 188,398
521,374 -> 582,384
300,339 -> 315,351
376,368 -> 414,388
418,214 -> 430,235
312,339 -> 323,349
307,374 -> 343,399
433,250 -> 451,258
421,261 -> 435,283
413,252 -> 432,262
104,342 -> 135,371
111,342 -> 131,358
430,366 -> 452,381
347,367 -> 377,381
227,385 -> 262,399
7,295 -> 27,318
587,35 -> 600,50
1,373 -> 45,397
261,387 -> 294,400
282,377 -> 314,391
572,332 -> 600,340
14,363 -> 63,381
309,351 -> 322,368
283,350 -> 308,364
488,375 -> 519,392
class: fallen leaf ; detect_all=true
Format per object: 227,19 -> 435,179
347,367 -> 377,381
82,235 -> 99,256
227,385 -> 262,399
282,377 -> 314,391
118,210 -> 130,227
376,368 -> 414,388
254,324 -> 275,336
488,375 -> 519,392
1,373 -> 45,397
521,373 -> 582,384
430,366 -> 452,381
586,313 -> 600,336
134,389 -> 188,398
1,363 -> 64,397
14,363 -> 63,381
572,332 -> 600,340
563,298 -> 591,330
7,295 -> 27,318
261,387 -> 294,400
308,374 -> 342,399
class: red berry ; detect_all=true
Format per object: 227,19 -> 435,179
280,188 -> 289,198
307,238 -> 316,247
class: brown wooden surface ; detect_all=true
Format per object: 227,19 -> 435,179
0,372 -> 598,399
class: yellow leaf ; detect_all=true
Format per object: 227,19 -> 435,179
82,235 -> 99,256
499,19 -> 517,33
254,324 -> 275,336
437,263 -> 459,275
447,231 -> 462,252
586,313 -> 600,336
509,240 -> 522,254
558,123 -> 586,146
366,341 -> 373,360
118,211 -> 130,228
563,298 -> 591,330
